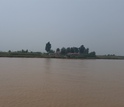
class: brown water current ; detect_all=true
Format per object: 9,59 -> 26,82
0,58 -> 124,107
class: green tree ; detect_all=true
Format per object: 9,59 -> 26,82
61,47 -> 67,55
70,47 -> 75,53
22,49 -> 25,53
26,49 -> 28,53
84,48 -> 89,54
73,47 -> 79,53
8,50 -> 11,53
45,42 -> 51,53
56,48 -> 60,53
66,47 -> 71,53
89,51 -> 96,57
50,50 -> 55,53
79,45 -> 85,54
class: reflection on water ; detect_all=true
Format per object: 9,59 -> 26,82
0,58 -> 124,107
44,58 -> 52,72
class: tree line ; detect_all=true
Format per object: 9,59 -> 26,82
45,42 -> 96,57
0,42 -> 96,58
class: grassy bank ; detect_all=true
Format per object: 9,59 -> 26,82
97,55 -> 124,59
0,51 -> 96,59
0,52 -> 124,59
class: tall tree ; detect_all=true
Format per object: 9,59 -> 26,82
45,42 -> 51,53
70,47 -> 75,53
66,47 -> 71,54
73,47 -> 79,53
79,45 -> 85,54
84,48 -> 89,54
61,47 -> 67,55
56,48 -> 60,53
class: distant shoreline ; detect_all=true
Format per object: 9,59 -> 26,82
0,55 -> 124,60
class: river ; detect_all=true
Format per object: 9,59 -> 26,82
0,58 -> 124,107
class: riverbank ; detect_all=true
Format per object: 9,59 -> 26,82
97,55 -> 124,59
0,52 -> 124,59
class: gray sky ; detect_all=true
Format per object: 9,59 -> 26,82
0,0 -> 124,55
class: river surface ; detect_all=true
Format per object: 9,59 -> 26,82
0,58 -> 124,107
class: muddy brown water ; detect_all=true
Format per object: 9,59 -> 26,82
0,58 -> 124,107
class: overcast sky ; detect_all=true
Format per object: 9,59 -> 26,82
0,0 -> 124,55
